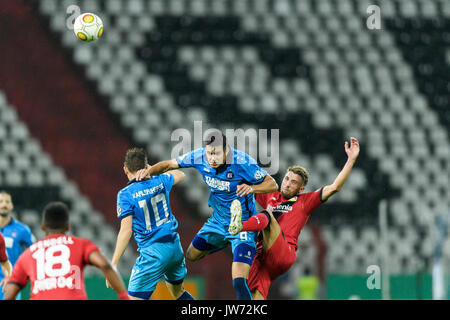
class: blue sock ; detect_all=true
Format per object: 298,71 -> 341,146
232,277 -> 253,300
177,290 -> 195,300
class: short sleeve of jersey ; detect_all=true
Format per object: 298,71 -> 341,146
303,187 -> 326,215
238,153 -> 267,185
176,148 -> 201,168
8,253 -> 29,288
82,238 -> 100,264
160,172 -> 175,192
117,189 -> 134,219
0,233 -> 7,262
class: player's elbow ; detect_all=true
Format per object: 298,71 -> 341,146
173,170 -> 186,184
329,184 -> 341,194
96,257 -> 115,273
120,228 -> 133,241
89,251 -> 115,272
268,176 -> 279,192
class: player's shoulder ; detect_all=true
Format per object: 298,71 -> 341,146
192,147 -> 205,154
141,175 -> 168,188
68,235 -> 97,247
255,191 -> 278,207
230,149 -> 261,174
118,183 -> 134,197
177,147 -> 205,167
258,191 -> 279,200
232,148 -> 255,163
158,172 -> 175,182
181,147 -> 204,158
297,187 -> 323,201
191,147 -> 206,162
12,219 -> 32,233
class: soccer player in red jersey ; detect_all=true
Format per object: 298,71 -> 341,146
229,137 -> 360,299
3,202 -> 129,300
0,233 -> 12,291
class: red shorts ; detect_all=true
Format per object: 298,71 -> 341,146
247,232 -> 297,299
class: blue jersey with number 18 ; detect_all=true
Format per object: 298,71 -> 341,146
116,173 -> 178,249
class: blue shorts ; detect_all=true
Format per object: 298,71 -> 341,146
128,233 -> 187,299
192,215 -> 257,265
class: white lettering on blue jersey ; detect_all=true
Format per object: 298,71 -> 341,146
205,176 -> 231,191
132,183 -> 164,199
116,175 -> 177,248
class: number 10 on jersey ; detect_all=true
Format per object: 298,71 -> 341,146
138,193 -> 170,231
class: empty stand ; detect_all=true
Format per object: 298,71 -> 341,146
19,0 -> 450,298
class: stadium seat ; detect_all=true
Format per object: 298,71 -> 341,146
25,0 -> 450,292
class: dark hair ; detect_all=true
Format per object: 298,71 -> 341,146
203,130 -> 227,150
124,147 -> 148,173
42,202 -> 69,230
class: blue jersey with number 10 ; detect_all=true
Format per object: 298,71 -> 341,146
116,173 -> 178,249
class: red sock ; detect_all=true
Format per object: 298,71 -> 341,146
242,212 -> 270,232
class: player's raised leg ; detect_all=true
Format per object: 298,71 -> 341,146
229,203 -> 282,300
228,200 -> 243,235
229,200 -> 256,300
229,202 -> 280,252
185,242 -> 210,262
186,220 -> 229,262
259,210 -> 282,251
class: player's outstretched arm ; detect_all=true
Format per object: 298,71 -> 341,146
236,174 -> 278,197
169,169 -> 186,185
136,159 -> 180,181
108,215 -> 133,287
0,260 -> 12,292
89,251 -> 129,300
3,283 -> 21,300
321,137 -> 360,201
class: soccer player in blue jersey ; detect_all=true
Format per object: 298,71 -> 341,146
0,191 -> 35,300
135,130 -> 278,300
108,148 -> 195,300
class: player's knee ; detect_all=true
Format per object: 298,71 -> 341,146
187,236 -> 213,261
186,244 -> 203,262
165,281 -> 184,298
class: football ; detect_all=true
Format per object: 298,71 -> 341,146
73,12 -> 103,42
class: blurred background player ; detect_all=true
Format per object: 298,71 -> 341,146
4,202 -> 129,300
229,137 -> 360,299
135,130 -> 278,300
0,191 -> 35,300
110,148 -> 194,300
0,233 -> 12,292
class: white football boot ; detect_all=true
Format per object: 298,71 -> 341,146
229,199 -> 243,235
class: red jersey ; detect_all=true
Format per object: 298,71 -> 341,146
255,188 -> 325,251
8,234 -> 99,300
0,233 -> 8,262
